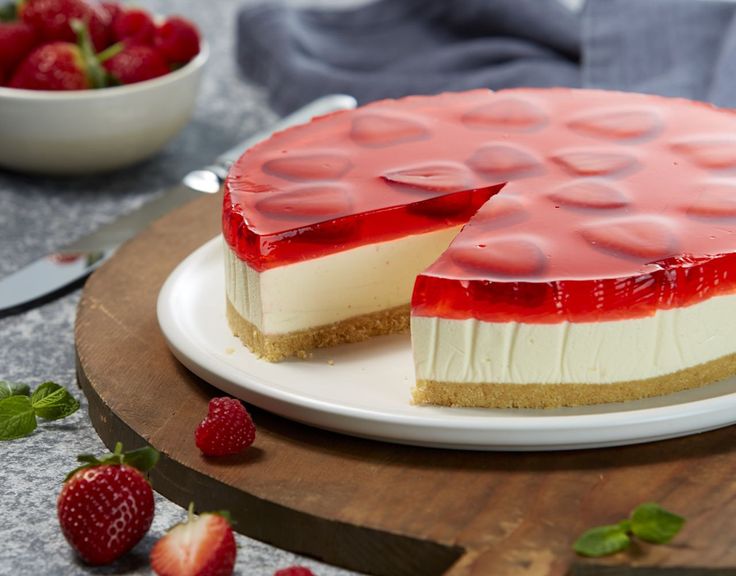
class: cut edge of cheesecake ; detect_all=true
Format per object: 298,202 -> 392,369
226,299 -> 409,362
413,351 -> 736,408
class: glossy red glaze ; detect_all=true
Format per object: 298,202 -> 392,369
225,88 -> 736,323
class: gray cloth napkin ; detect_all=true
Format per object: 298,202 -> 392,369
236,0 -> 736,114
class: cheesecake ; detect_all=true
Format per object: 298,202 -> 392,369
224,88 -> 736,407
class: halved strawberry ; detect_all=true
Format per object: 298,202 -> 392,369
150,504 -> 237,576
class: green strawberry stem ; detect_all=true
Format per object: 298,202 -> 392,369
97,42 -> 124,64
70,18 -> 106,89
188,502 -> 195,522
65,442 -> 160,480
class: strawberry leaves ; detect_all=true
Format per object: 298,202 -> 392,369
65,441 -> 160,480
0,380 -> 79,440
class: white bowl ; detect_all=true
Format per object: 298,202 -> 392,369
0,42 -> 208,175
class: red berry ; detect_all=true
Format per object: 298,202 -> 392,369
20,0 -> 111,51
195,397 -> 256,456
0,21 -> 39,82
150,507 -> 236,576
58,466 -> 154,564
112,7 -> 155,45
274,567 -> 316,576
103,45 -> 169,85
100,1 -> 120,23
10,42 -> 89,90
154,15 -> 200,65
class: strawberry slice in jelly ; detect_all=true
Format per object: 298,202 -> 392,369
451,236 -> 547,277
351,110 -> 429,147
686,180 -> 736,218
671,136 -> 736,170
550,148 -> 639,176
467,143 -> 544,180
382,162 -> 474,193
462,96 -> 547,131
255,184 -> 353,221
548,179 -> 630,210
580,216 -> 678,260
262,151 -> 353,181
568,107 -> 662,140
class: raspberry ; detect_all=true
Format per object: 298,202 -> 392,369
195,397 -> 256,456
274,567 -> 316,576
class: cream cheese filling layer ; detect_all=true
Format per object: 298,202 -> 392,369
225,226 -> 461,335
412,291 -> 736,384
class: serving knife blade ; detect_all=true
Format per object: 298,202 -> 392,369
0,94 -> 358,317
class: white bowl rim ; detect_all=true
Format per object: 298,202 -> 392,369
0,40 -> 209,101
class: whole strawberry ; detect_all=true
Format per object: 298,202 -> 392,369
10,20 -> 104,90
195,397 -> 256,456
0,21 -> 39,84
57,442 -> 159,565
19,0 -> 111,51
103,44 -> 169,85
112,6 -> 155,45
150,504 -> 236,576
10,42 -> 89,90
100,1 -> 120,22
155,15 -> 200,65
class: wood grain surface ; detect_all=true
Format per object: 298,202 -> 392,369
75,192 -> 736,576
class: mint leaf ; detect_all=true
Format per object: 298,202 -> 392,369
573,524 -> 631,557
0,380 -> 31,400
30,382 -> 80,421
0,396 -> 37,440
630,502 -> 685,544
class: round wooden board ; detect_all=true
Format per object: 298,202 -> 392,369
76,192 -> 736,576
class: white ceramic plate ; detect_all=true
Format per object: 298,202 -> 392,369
157,237 -> 736,451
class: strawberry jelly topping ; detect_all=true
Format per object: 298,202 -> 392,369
224,88 -> 736,323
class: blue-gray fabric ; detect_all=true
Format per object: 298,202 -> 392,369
236,0 -> 736,114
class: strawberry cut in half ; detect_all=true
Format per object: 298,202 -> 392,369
150,503 -> 237,576
57,442 -> 159,565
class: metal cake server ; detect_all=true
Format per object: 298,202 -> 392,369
0,94 -> 358,317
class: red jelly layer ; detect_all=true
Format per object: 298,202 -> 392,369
225,89 -> 529,271
225,88 -> 736,322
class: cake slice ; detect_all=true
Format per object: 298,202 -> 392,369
223,90 -> 505,361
